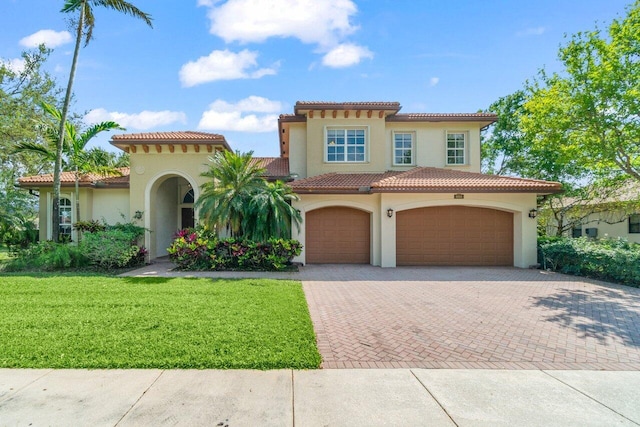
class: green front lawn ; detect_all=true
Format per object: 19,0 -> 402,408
0,275 -> 321,369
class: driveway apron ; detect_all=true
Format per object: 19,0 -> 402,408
299,265 -> 640,370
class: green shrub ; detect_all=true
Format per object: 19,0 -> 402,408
4,241 -> 89,271
539,237 -> 640,287
1,217 -> 38,254
168,228 -> 302,271
74,220 -> 107,234
81,229 -> 147,269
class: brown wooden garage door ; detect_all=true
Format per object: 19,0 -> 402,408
397,206 -> 513,266
306,207 -> 370,264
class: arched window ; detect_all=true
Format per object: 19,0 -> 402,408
59,197 -> 72,238
183,189 -> 194,204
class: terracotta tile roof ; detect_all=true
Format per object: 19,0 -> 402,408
18,158 -> 289,188
18,168 -> 130,188
294,101 -> 402,114
253,157 -> 290,178
112,131 -> 226,142
290,167 -> 562,194
278,114 -> 306,122
111,131 -> 232,151
387,113 -> 497,125
290,172 -> 401,193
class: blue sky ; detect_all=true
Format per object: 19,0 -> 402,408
1,0 -> 632,157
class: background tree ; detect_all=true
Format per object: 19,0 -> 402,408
482,1 -> 640,236
0,46 -> 62,248
16,102 -> 125,236
522,0 -> 640,182
51,0 -> 152,242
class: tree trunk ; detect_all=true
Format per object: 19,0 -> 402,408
75,165 -> 80,242
53,1 -> 85,242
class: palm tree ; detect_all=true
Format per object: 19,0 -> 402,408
16,102 -> 125,238
64,117 -> 125,224
245,180 -> 302,241
196,151 -> 267,237
51,0 -> 152,242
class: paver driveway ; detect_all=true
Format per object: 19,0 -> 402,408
299,265 -> 640,370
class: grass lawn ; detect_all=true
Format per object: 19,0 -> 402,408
0,275 -> 321,369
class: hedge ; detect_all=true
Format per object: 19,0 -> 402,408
538,237 -> 640,287
168,228 -> 301,271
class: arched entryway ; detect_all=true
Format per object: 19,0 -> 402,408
147,174 -> 198,259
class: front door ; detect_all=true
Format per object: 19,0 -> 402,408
181,207 -> 195,229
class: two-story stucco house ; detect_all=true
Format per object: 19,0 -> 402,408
18,101 -> 562,267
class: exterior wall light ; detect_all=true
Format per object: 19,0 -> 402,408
387,208 -> 394,218
529,209 -> 538,219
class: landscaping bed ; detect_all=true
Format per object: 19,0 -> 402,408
538,237 -> 640,287
0,275 -> 321,369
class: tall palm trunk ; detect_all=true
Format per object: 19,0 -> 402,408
53,1 -> 85,242
75,164 -> 81,242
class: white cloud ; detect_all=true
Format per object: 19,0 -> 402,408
516,26 -> 546,37
85,108 -> 187,130
204,0 -> 358,46
1,58 -> 26,73
198,96 -> 281,132
19,29 -> 72,48
179,49 -> 277,87
429,77 -> 440,87
200,0 -> 370,68
322,43 -> 373,68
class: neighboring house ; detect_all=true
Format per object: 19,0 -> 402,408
544,181 -> 640,243
19,101 -> 562,267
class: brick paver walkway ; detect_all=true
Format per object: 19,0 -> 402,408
300,266 -> 640,370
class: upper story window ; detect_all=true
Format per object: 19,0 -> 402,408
326,128 -> 366,162
393,132 -> 415,166
446,132 -> 466,165
629,214 -> 640,233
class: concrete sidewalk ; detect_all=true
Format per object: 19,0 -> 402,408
1,369 -> 639,426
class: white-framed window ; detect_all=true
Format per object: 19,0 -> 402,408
393,132 -> 415,166
59,197 -> 73,238
325,127 -> 367,162
48,193 -> 74,241
446,132 -> 466,165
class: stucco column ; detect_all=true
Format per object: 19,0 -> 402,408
514,210 -> 538,268
292,201 -> 305,265
380,195 -> 396,268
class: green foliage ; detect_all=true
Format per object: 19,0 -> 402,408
539,237 -> 640,287
51,0 -> 153,243
522,1 -> 640,182
4,241 -> 89,271
168,228 -> 302,271
0,276 -> 320,369
197,151 -> 301,240
197,150 -> 268,237
245,180 -> 302,241
4,220 -> 146,272
81,228 -> 146,269
74,219 -> 107,233
1,46 -> 61,240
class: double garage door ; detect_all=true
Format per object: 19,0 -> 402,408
305,206 -> 513,266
